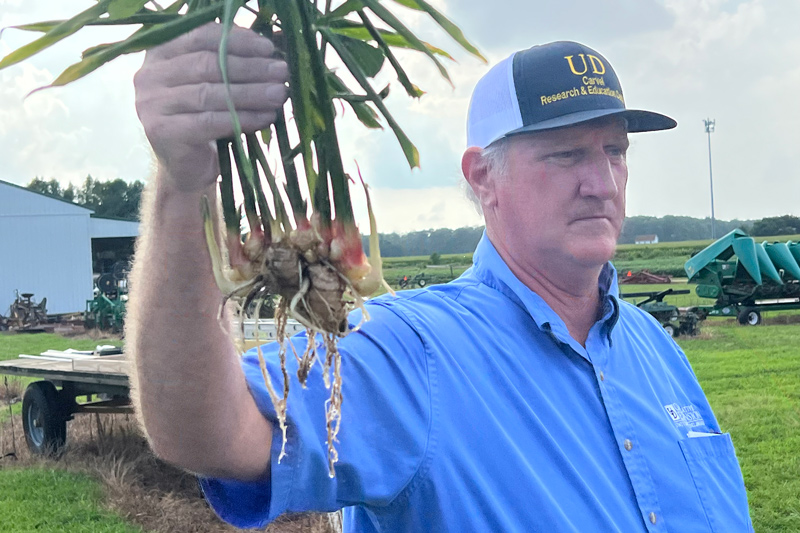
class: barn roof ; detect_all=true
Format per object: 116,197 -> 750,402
0,179 -> 93,216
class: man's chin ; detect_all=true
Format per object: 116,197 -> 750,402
568,240 -> 617,269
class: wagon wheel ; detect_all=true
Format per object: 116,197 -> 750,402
22,381 -> 67,457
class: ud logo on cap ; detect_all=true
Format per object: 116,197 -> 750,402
466,41 -> 677,149
564,54 -> 606,76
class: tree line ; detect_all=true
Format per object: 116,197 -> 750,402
366,215 -> 799,257
617,215 -> 749,244
750,215 -> 800,237
27,176 -> 144,220
618,215 -> 800,243
26,177 -> 798,252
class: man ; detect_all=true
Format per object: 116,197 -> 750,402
128,24 -> 754,532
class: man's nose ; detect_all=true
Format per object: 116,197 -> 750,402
577,154 -> 620,200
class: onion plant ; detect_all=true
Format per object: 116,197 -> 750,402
1,0 -> 483,475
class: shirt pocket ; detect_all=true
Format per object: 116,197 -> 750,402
679,433 -> 753,533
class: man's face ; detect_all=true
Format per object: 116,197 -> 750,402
486,117 -> 629,273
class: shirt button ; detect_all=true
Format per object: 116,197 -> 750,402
599,371 -> 605,381
649,512 -> 657,524
624,439 -> 633,451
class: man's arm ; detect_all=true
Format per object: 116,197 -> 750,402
126,23 -> 288,481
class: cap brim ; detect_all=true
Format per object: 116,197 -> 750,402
502,108 -> 677,138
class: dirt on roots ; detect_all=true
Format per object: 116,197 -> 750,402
0,412 -> 341,533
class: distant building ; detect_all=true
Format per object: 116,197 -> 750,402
0,180 -> 139,314
635,234 -> 659,245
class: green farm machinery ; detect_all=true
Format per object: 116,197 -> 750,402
620,289 -> 700,337
85,262 -> 129,332
685,229 -> 800,325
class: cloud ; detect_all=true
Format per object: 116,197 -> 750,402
447,0 -> 674,53
350,185 -> 484,234
1,0 -> 798,235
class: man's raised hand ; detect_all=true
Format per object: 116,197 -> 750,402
134,22 -> 289,191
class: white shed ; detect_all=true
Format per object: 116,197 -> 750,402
634,234 -> 659,245
0,180 -> 139,315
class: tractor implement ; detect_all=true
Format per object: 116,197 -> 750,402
685,229 -> 800,325
620,289 -> 700,337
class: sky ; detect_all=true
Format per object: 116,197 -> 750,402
1,0 -> 798,234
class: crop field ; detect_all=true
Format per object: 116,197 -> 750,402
380,232 -> 800,283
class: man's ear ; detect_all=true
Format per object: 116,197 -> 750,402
462,147 -> 497,209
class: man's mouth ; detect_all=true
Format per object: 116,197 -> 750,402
572,214 -> 612,223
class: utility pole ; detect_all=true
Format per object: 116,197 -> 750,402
703,118 -> 716,240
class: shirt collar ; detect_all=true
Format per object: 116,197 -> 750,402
471,232 -> 620,341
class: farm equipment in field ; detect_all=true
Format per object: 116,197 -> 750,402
85,262 -> 129,333
620,289 -> 701,337
619,270 -> 672,284
685,229 -> 800,325
398,272 -> 427,289
0,290 -> 48,331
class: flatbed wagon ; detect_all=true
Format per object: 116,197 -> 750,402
0,350 -> 130,456
0,319 -> 304,456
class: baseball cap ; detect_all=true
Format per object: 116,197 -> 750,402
466,41 -> 677,148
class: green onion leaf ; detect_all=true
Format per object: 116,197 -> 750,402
389,0 -> 486,62
0,0 -> 113,71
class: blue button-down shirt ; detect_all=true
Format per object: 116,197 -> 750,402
201,234 -> 753,532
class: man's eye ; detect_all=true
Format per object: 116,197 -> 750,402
606,147 -> 626,158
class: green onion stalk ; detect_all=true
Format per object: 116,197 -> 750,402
1,0 -> 485,475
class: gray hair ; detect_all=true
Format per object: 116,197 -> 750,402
463,138 -> 510,215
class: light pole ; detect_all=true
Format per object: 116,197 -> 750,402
703,118 -> 716,240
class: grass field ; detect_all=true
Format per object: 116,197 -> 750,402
678,320 -> 800,532
0,467 -> 141,532
0,333 -> 137,532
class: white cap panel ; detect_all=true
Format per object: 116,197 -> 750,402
466,53 -> 523,149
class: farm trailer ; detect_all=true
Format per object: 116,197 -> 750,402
0,320 -> 304,456
685,229 -> 800,325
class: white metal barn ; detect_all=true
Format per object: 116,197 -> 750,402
0,180 -> 139,315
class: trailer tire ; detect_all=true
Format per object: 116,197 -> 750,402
738,308 -> 762,326
22,381 -> 67,457
417,278 -> 427,288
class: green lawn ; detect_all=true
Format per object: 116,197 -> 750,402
678,321 -> 800,532
0,334 -> 137,532
0,467 -> 141,532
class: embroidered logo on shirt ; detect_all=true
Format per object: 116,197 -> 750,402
664,403 -> 705,428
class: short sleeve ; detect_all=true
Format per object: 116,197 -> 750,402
199,300 -> 433,529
